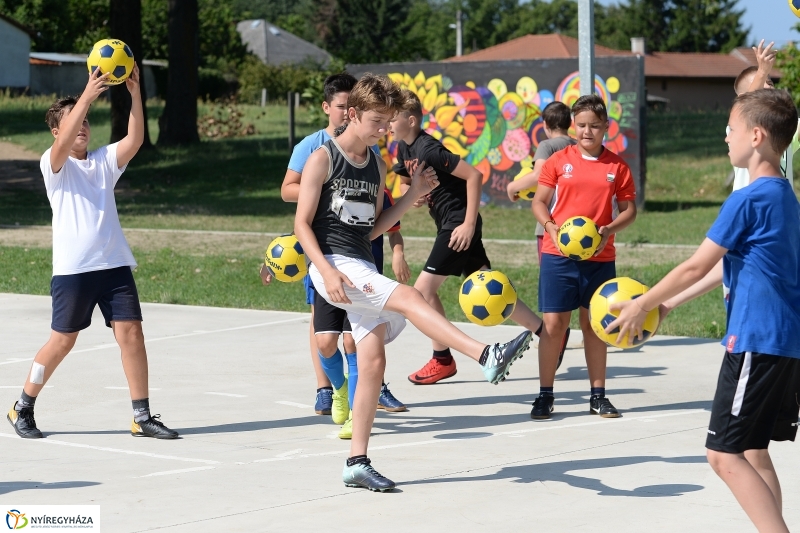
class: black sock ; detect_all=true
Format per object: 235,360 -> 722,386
317,387 -> 333,393
132,398 -> 150,423
534,323 -> 543,336
347,455 -> 369,467
539,387 -> 554,397
16,391 -> 36,411
478,345 -> 491,365
433,348 -> 453,366
591,387 -> 605,397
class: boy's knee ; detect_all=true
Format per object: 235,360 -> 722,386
316,334 -> 339,357
343,334 -> 356,354
114,321 -> 144,345
49,331 -> 78,354
543,313 -> 570,330
706,449 -> 739,474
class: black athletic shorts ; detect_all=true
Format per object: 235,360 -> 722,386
51,266 -> 143,333
313,290 -> 352,335
706,351 -> 800,453
423,219 -> 490,277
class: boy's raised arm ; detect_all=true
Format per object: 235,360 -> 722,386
116,64 -> 145,169
50,68 -> 110,173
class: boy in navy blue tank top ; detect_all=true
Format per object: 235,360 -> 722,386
610,89 -> 800,532
295,74 -> 532,492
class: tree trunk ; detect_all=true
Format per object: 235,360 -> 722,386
109,0 -> 152,148
158,0 -> 199,145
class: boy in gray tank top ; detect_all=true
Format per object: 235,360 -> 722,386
295,74 -> 533,492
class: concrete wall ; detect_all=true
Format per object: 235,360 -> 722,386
30,63 -> 159,99
646,77 -> 736,111
0,19 -> 31,88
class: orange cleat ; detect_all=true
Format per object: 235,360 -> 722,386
408,358 -> 457,385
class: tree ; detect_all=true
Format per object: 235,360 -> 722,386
109,0 -> 152,147
158,0 -> 199,145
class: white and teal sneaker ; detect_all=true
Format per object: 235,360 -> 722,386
342,459 -> 395,492
481,331 -> 532,384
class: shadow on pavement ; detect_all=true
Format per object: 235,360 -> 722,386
0,481 -> 101,495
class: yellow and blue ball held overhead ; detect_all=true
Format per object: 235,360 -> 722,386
791,0 -> 800,17
87,39 -> 135,85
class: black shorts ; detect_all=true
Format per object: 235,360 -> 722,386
706,351 -> 800,453
423,221 -> 490,277
313,290 -> 352,335
51,266 -> 143,333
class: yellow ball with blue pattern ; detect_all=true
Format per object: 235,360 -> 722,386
87,39 -> 135,85
513,167 -> 537,200
459,269 -> 517,326
589,277 -> 660,348
790,0 -> 800,17
557,216 -> 601,260
264,234 -> 306,283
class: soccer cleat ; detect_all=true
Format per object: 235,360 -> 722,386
408,358 -> 457,385
131,414 -> 180,439
530,394 -> 555,419
590,395 -> 621,418
481,331 -> 533,384
315,388 -> 333,415
7,402 -> 43,439
338,411 -> 352,439
342,459 -> 396,492
377,383 -> 407,412
331,378 -> 349,425
556,328 -> 571,370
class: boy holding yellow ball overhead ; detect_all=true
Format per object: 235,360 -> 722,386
609,89 -> 800,533
531,94 -> 637,420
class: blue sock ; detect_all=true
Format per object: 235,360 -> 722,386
591,387 -> 605,397
345,352 -> 358,408
318,349 -> 345,390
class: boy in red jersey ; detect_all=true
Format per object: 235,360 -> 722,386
530,94 -> 637,419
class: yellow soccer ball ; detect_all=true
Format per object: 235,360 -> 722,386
87,39 -> 135,85
558,216 -> 601,260
513,167 -> 537,200
589,277 -> 660,348
459,269 -> 517,326
264,234 -> 306,283
790,0 -> 800,17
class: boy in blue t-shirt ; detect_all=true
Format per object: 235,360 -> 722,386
610,89 -> 800,532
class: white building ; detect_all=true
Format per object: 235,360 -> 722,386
0,13 -> 31,89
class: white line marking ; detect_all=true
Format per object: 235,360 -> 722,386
0,385 -> 51,388
105,386 -> 161,391
139,466 -> 216,477
275,449 -> 303,458
275,401 -> 312,409
0,358 -> 33,366
0,432 -> 220,464
395,422 -> 444,428
205,392 -> 247,398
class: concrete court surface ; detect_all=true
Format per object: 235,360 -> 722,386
1,292 -> 798,532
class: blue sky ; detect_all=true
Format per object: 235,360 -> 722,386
593,0 -> 800,47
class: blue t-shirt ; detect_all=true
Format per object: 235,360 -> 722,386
287,129 -> 380,174
707,177 -> 800,359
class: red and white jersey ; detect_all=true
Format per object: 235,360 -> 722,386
539,145 -> 636,262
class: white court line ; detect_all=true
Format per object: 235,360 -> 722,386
139,466 -> 216,478
0,316 -> 309,364
275,401 -> 312,409
0,358 -> 33,366
0,385 -> 51,388
205,392 -> 247,398
252,409 -> 708,464
105,386 -> 161,391
275,449 -> 303,458
0,432 -> 220,465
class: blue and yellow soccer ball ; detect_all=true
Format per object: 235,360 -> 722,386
790,0 -> 800,18
87,39 -> 135,85
264,234 -> 306,283
558,215 -> 601,260
589,277 -> 660,348
459,269 -> 517,326
513,167 -> 537,200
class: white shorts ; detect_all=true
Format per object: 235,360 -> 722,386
308,255 -> 406,345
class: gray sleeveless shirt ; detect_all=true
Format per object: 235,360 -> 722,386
311,138 -> 381,262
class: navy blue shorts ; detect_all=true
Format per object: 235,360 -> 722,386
51,266 -> 143,333
538,254 -> 616,312
303,274 -> 316,305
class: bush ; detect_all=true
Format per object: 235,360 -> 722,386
237,56 -> 320,105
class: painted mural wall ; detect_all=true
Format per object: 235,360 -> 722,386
349,57 -> 645,207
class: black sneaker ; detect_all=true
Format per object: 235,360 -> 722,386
589,395 -> 620,418
131,414 -> 180,439
556,329 -> 571,370
7,402 -> 43,439
530,394 -> 555,419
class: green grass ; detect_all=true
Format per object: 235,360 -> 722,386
0,245 -> 728,339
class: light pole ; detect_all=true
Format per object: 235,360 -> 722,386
448,9 -> 463,57
578,0 -> 595,96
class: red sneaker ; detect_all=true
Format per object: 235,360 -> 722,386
408,358 -> 457,385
